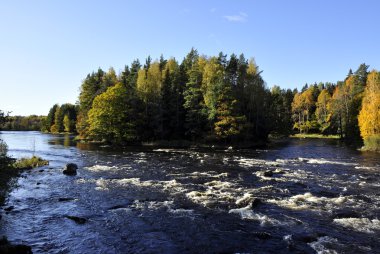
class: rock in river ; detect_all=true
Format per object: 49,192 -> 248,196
65,215 -> 87,224
63,163 -> 78,176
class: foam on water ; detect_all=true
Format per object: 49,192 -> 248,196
308,236 -> 339,254
267,192 -> 351,210
85,165 -> 120,171
355,166 -> 379,170
189,171 -> 228,179
235,157 -> 280,167
186,180 -> 238,207
93,177 -> 187,194
235,193 -> 254,206
167,208 -> 195,218
228,205 -> 286,226
333,218 -> 380,233
299,158 -> 358,166
132,200 -> 173,210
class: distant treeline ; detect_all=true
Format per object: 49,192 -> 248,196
40,49 -> 379,150
0,115 -> 45,131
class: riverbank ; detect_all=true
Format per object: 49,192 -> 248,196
0,166 -> 19,205
290,133 -> 340,139
1,156 -> 48,254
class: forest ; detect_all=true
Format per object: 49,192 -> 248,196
34,49 -> 380,150
0,115 -> 45,131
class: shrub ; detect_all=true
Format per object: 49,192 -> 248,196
13,156 -> 49,170
362,134 -> 380,151
0,140 -> 7,159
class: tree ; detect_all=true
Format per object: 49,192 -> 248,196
50,105 -> 63,133
244,58 -> 271,139
358,70 -> 380,150
354,63 -> 369,86
183,58 -> 208,139
270,86 -> 294,135
315,89 -> 332,133
214,81 -> 245,140
43,104 -> 58,132
291,86 -> 318,134
88,83 -> 138,143
63,115 -> 71,132
202,57 -> 225,122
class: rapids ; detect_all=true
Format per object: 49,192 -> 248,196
0,131 -> 379,253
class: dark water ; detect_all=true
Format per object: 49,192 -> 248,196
0,131 -> 379,254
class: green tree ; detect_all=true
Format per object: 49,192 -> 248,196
270,86 -> 294,135
50,105 -> 63,133
88,83 -> 138,143
214,81 -> 246,140
183,58 -> 208,139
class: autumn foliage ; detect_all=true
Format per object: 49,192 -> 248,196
358,71 -> 380,150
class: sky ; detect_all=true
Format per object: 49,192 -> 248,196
0,0 -> 379,116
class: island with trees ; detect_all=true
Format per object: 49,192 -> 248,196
39,49 -> 380,151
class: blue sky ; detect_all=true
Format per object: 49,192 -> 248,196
0,0 -> 379,116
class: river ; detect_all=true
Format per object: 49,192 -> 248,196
0,131 -> 379,253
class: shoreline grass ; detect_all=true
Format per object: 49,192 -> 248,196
12,156 -> 49,170
290,133 -> 340,139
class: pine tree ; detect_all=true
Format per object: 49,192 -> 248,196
183,59 -> 207,139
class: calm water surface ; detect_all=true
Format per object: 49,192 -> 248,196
0,131 -> 379,253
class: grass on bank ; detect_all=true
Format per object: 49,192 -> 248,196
362,135 -> 380,152
290,133 -> 340,139
12,156 -> 49,169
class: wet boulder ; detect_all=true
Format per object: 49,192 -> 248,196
263,170 -> 274,177
3,206 -> 14,212
63,163 -> 78,176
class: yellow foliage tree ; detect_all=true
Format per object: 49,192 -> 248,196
358,70 -> 380,150
136,62 -> 162,103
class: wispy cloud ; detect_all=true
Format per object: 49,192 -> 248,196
223,12 -> 248,22
210,8 -> 217,13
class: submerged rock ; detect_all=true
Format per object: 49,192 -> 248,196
295,233 -> 326,243
251,198 -> 262,208
63,163 -> 78,176
263,170 -> 274,177
252,231 -> 271,240
332,211 -> 361,219
0,236 -> 32,254
108,204 -> 131,210
58,197 -> 75,202
0,244 -> 33,254
65,215 -> 87,224
3,206 -> 14,212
